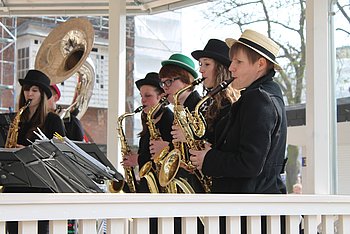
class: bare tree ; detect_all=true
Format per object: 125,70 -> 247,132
204,0 -> 306,105
336,1 -> 350,36
203,0 -> 350,192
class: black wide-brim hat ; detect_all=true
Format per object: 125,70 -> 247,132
191,39 -> 231,68
135,72 -> 163,91
19,69 -> 52,99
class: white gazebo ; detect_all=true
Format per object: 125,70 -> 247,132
1,1 -> 349,233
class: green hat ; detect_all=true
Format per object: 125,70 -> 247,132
161,53 -> 198,78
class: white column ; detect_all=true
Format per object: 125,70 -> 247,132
305,0 -> 332,194
107,0 -> 126,169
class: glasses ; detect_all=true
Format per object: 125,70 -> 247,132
160,77 -> 180,88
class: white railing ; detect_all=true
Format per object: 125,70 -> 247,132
1,193 -> 350,234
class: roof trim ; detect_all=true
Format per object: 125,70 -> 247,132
0,0 -> 211,16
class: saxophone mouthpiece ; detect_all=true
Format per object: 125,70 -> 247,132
25,99 -> 32,106
209,78 -> 234,97
134,105 -> 144,113
192,77 -> 206,86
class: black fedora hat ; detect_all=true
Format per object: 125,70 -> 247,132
191,39 -> 231,68
135,72 -> 162,91
19,69 -> 52,99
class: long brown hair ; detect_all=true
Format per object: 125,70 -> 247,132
19,84 -> 49,139
205,62 -> 239,132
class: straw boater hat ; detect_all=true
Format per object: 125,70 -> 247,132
161,53 -> 198,78
19,69 -> 52,99
225,29 -> 281,70
191,39 -> 231,68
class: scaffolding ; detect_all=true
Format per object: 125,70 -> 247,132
0,17 -> 16,112
0,16 -> 110,113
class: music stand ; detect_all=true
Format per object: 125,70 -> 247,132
53,138 -> 123,183
75,142 -> 124,181
0,148 -> 48,189
14,141 -> 104,193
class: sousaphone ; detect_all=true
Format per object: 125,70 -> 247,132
35,18 -> 95,119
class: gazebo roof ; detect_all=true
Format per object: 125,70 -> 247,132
0,0 -> 210,16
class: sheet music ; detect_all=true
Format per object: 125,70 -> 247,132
0,147 -> 20,152
51,137 -> 116,178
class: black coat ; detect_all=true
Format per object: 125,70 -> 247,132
18,112 -> 65,146
137,107 -> 174,193
203,101 -> 231,145
202,70 -> 287,194
138,107 -> 174,168
64,114 -> 85,141
175,91 -> 206,193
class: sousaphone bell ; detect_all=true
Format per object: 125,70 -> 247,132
35,18 -> 94,85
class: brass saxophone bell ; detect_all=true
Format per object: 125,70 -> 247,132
158,149 -> 181,187
108,179 -> 125,193
139,161 -> 153,178
139,161 -> 160,193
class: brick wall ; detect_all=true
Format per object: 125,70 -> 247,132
80,16 -> 135,145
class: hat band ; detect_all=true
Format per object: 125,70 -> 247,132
239,38 -> 276,62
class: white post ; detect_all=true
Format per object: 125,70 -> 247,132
107,0 -> 126,170
305,0 -> 332,194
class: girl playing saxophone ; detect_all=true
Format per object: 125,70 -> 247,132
121,72 -> 173,193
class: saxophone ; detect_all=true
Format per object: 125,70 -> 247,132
158,77 -> 205,188
188,77 -> 234,138
139,96 -> 170,193
185,77 -> 235,193
5,99 -> 31,148
117,106 -> 143,193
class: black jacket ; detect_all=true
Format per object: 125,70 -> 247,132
18,112 -> 65,146
138,107 -> 174,168
202,70 -> 287,194
137,107 -> 174,193
175,90 -> 206,193
64,114 -> 85,141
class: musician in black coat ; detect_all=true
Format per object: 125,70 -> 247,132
122,72 -> 173,193
15,72 -> 65,147
191,38 -> 239,145
5,69 -> 66,234
154,53 -> 204,234
121,72 -> 174,234
189,30 -> 287,234
155,53 -> 204,193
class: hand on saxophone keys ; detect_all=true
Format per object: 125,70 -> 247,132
189,141 -> 212,170
171,125 -> 187,143
149,139 -> 170,160
121,151 -> 139,168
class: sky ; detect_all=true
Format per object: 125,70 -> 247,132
180,0 -> 350,55
180,3 -> 238,58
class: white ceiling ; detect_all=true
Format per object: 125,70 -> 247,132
0,0 -> 210,16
